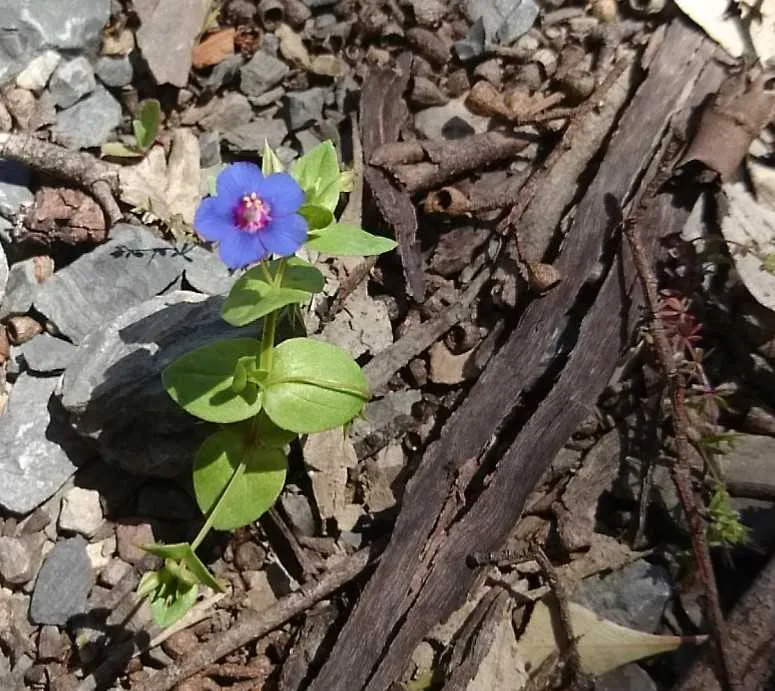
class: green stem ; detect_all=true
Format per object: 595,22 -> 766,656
190,259 -> 286,554
191,458 -> 247,551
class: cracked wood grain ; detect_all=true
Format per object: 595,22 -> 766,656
307,22 -> 724,691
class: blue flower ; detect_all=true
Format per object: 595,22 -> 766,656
194,163 -> 308,269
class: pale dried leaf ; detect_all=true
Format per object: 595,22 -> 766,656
720,180 -> 775,311
304,429 -> 357,523
519,600 -> 695,677
118,129 -> 201,224
673,0 -> 750,58
319,284 -> 393,359
275,23 -> 311,68
674,0 -> 775,63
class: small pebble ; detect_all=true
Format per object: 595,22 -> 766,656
58,487 -> 103,538
115,523 -> 154,565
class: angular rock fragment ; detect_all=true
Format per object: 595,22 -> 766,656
34,224 -> 187,344
59,291 -> 253,476
0,374 -> 80,515
29,537 -> 92,626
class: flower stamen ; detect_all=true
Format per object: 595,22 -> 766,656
235,192 -> 272,233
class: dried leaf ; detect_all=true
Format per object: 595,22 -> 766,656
720,180 -> 775,311
119,129 -> 201,224
519,599 -> 701,677
275,23 -> 311,68
192,28 -> 236,69
673,0 -> 775,62
304,428 -> 357,524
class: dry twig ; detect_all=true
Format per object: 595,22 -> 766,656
144,544 -> 382,691
0,133 -> 122,226
622,220 -> 732,691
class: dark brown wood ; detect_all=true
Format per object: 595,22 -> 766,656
308,22 -> 725,691
360,53 -> 425,300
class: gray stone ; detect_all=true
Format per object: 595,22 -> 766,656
249,86 -> 285,108
188,91 -> 252,132
463,0 -> 538,46
34,224 -> 187,344
280,489 -> 316,536
50,86 -> 121,149
0,256 -> 50,320
574,560 -> 672,633
296,128 -> 322,155
94,55 -> 133,88
0,536 -> 34,585
596,664 -> 657,691
199,54 -> 243,93
286,88 -> 326,131
136,0 -> 211,87
59,291 -> 254,476
0,0 -> 110,87
223,118 -> 288,152
15,50 -> 60,92
350,390 -> 422,446
0,374 -> 78,515
0,161 -> 33,218
198,132 -> 222,168
29,537 -> 92,626
58,487 -> 103,538
183,245 -> 237,295
15,333 -> 76,374
240,51 -> 289,97
48,57 -> 96,108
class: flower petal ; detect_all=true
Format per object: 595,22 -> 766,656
218,231 -> 269,269
194,197 -> 235,242
255,172 -> 305,217
261,213 -> 308,257
216,162 -> 264,202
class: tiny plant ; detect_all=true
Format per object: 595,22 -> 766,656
101,99 -> 162,159
137,141 -> 396,626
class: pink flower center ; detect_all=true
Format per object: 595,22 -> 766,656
234,192 -> 272,233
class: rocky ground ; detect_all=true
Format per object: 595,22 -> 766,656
0,0 -> 775,690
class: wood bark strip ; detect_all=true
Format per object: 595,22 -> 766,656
360,53 -> 425,300
308,22 -> 724,691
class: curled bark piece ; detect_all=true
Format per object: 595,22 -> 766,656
0,133 -> 122,226
5,315 -> 43,344
676,72 -> 775,182
423,186 -> 470,215
372,131 -> 534,193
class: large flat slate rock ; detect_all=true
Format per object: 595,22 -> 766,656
34,224 -> 187,344
59,291 -> 254,477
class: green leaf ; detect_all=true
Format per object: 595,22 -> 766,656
193,421 -> 288,531
291,141 -> 341,212
133,99 -> 161,151
140,543 -> 223,592
147,572 -> 199,628
163,339 -> 263,423
299,204 -> 334,230
264,337 -> 369,433
100,141 -> 143,158
261,140 -> 285,175
222,257 -> 324,327
306,224 -> 397,256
